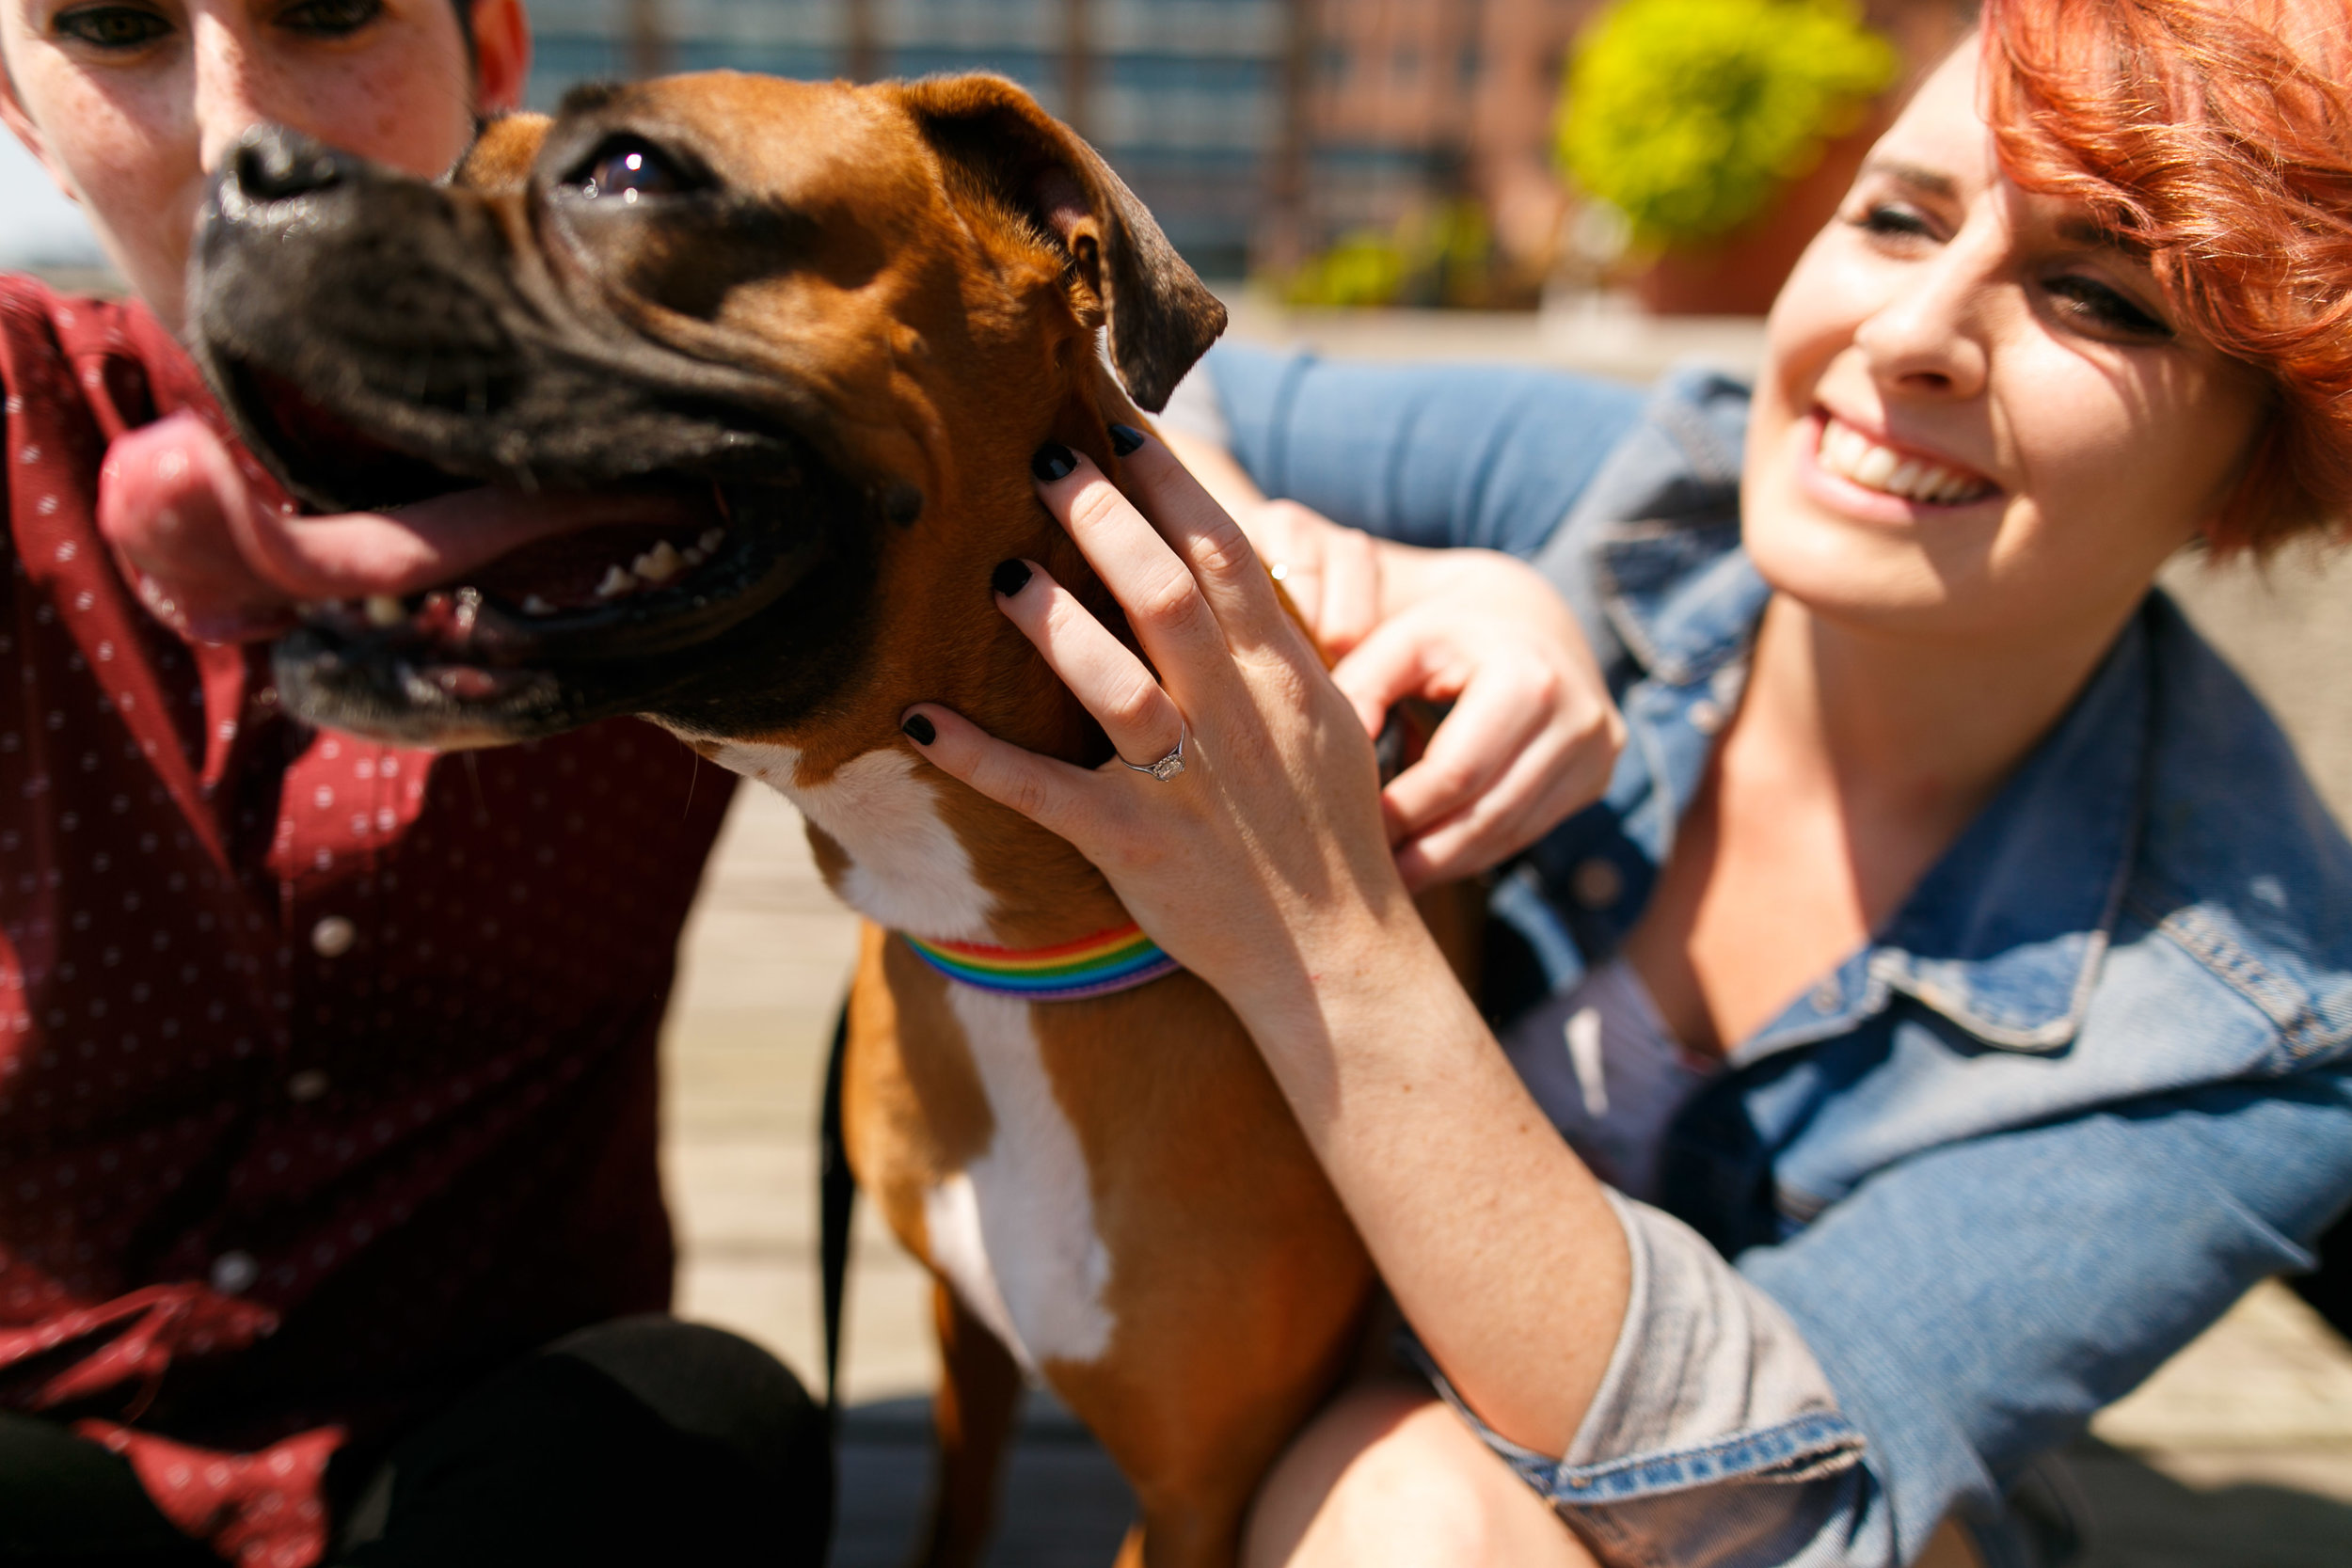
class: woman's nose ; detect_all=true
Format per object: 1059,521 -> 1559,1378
1853,248 -> 1992,399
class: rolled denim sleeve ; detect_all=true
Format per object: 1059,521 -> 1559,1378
1424,1071 -> 2352,1568
1199,342 -> 1646,560
1737,1069 -> 2352,1568
1419,1189 -> 1868,1568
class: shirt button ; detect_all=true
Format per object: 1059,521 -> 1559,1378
1570,858 -> 1625,911
1688,697 -> 1724,735
310,916 -> 357,958
287,1069 -> 330,1103
209,1251 -> 259,1295
1810,983 -> 1840,1013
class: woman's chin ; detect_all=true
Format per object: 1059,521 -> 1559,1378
1740,425 -> 2007,627
1742,491 -> 1977,633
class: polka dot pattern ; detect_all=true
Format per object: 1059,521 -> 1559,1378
1,277 -> 736,1562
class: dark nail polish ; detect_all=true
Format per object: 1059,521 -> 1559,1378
992,559 -> 1033,598
1031,440 -> 1077,483
1108,422 -> 1146,457
901,713 -> 936,746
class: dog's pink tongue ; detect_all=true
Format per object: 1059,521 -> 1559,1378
99,414 -> 705,641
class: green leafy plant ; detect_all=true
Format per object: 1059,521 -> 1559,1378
1283,199 -> 1499,309
1558,0 -> 1897,249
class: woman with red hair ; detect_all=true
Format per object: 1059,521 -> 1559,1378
904,1 -> 2352,1563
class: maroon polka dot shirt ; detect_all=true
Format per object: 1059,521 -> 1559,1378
1,276 -> 736,1565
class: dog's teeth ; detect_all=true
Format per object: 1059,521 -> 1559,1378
679,546 -> 707,568
364,595 -> 406,627
596,565 -> 638,598
521,594 -> 557,617
632,541 -> 683,583
698,528 -> 725,554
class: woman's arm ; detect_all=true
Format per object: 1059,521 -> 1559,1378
903,432 -> 1630,1453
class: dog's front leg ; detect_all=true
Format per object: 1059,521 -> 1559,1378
913,1278 -> 1025,1568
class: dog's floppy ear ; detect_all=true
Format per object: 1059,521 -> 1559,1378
898,74 -> 1226,413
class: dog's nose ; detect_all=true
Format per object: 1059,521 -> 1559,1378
227,124 -> 352,205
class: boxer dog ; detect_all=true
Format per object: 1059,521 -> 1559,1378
188,72 -> 1439,1568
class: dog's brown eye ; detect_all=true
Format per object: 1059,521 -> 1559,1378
578,140 -> 686,204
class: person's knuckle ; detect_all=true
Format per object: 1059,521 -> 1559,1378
1065,482 -> 1127,535
1523,659 -> 1567,704
1000,767 -> 1059,824
1133,571 -> 1207,633
1418,754 -> 1476,800
1189,520 -> 1259,580
1100,675 -> 1166,736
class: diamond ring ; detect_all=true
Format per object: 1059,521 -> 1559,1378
1122,725 -> 1187,782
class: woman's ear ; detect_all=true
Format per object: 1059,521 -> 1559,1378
469,0 -> 533,118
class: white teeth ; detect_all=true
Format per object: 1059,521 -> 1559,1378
364,595 -> 406,627
698,528 -> 725,554
631,541 -> 683,583
1818,417 -> 1989,504
1851,443 -> 1899,489
521,594 -> 556,616
595,565 -> 637,599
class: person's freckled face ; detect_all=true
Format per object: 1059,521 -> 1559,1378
0,0 -> 516,333
1741,42 -> 2268,650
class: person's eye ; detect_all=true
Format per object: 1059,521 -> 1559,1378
276,0 -> 382,38
2044,275 -> 2173,341
53,4 -> 173,50
1851,200 -> 1938,244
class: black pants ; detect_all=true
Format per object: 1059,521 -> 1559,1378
0,1318 -> 833,1567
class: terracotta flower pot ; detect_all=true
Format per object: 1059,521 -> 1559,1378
1633,113 -> 1887,317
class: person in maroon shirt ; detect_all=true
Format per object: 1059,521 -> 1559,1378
0,1 -> 832,1563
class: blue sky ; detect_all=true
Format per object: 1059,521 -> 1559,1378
1,133 -> 104,266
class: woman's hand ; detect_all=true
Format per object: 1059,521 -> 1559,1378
1245,496 -> 1386,659
898,430 -> 1427,1024
1160,428 -> 1624,890
1337,546 -> 1624,891
903,431 -> 1634,1453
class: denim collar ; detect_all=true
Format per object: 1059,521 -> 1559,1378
1593,520 -> 2151,1060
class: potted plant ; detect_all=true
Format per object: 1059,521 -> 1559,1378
1557,0 -> 1899,314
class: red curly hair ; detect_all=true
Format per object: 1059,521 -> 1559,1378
1982,0 -> 2352,551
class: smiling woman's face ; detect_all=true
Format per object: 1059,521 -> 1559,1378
0,0 -> 527,332
1744,40 -> 2268,651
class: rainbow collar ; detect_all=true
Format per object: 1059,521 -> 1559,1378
900,922 -> 1181,1002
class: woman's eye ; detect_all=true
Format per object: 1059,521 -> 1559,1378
53,4 -> 172,49
277,0 -> 382,37
575,140 -> 691,203
1853,200 -> 1936,242
2045,276 -> 2172,341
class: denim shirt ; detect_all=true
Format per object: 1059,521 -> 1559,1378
1188,346 -> 2352,1568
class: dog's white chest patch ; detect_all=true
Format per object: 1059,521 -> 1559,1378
921,987 -> 1116,1376
696,740 -> 993,941
687,736 -> 1114,1375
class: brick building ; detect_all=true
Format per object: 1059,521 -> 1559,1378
525,0 -> 1963,283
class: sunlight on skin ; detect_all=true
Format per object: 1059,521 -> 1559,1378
0,0 -> 529,332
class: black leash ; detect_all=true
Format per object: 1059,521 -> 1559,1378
818,1002 -> 856,1419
